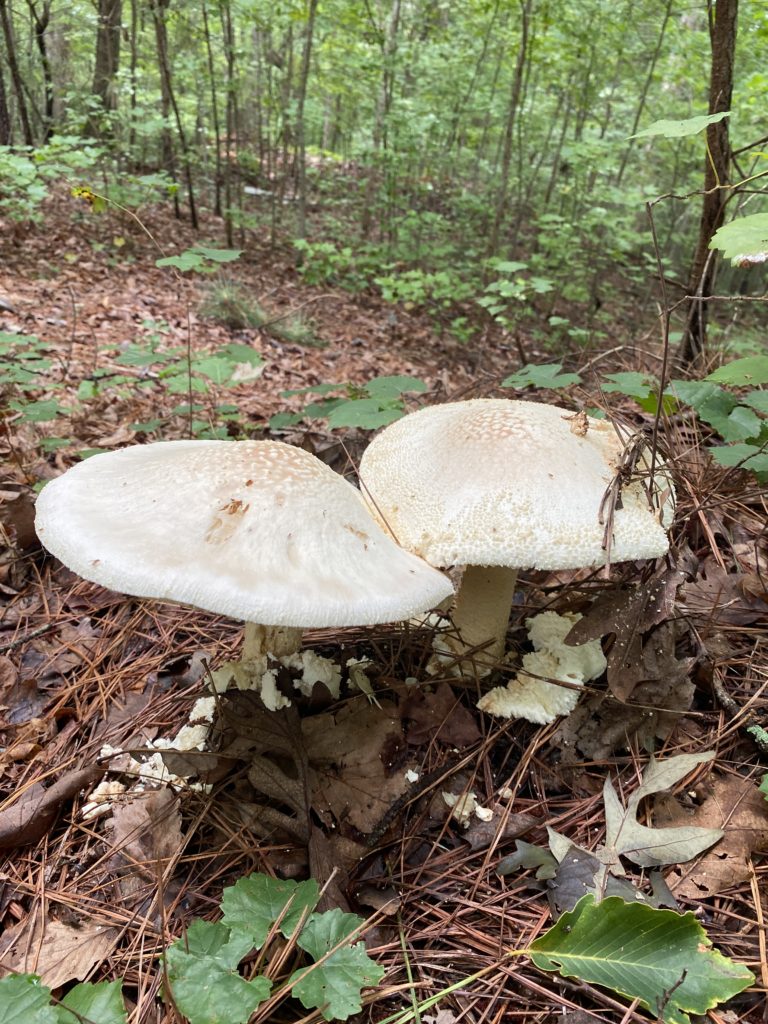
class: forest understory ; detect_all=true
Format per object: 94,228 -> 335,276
0,192 -> 767,1024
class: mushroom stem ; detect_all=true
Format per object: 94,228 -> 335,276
450,565 -> 519,671
243,622 -> 303,663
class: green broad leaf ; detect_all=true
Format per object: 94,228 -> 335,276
115,345 -> 164,367
491,260 -> 528,273
192,355 -> 238,385
221,875 -> 319,946
156,251 -> 206,272
10,398 -> 65,422
220,343 -> 263,366
326,399 -> 404,430
706,356 -> 768,386
56,981 -> 127,1024
164,373 -> 209,394
741,390 -> 768,413
130,419 -> 165,432
709,213 -> 768,264
529,895 -> 754,1024
601,371 -> 656,400
165,920 -> 268,1024
502,362 -> 582,390
631,111 -> 730,140
718,405 -> 763,443
291,909 -> 385,1021
0,975 -> 57,1024
269,412 -> 304,429
192,246 -> 242,263
760,774 -> 768,801
709,443 -> 768,473
363,375 -> 426,400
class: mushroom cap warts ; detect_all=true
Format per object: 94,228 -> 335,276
359,398 -> 673,569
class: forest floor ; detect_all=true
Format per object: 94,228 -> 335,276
0,196 -> 767,1024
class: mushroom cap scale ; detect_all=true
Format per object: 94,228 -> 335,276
359,398 -> 673,570
35,440 -> 453,627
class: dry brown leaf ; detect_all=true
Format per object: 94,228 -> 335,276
304,700 -> 412,834
566,565 -> 690,701
553,621 -> 694,762
462,805 -> 539,852
401,682 -> 482,748
658,776 -> 768,898
679,560 -> 768,625
0,911 -> 119,988
107,788 -> 183,910
0,767 -> 102,849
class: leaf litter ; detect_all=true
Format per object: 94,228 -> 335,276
0,200 -> 766,1022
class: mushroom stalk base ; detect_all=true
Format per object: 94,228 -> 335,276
243,622 -> 303,663
449,565 -> 519,674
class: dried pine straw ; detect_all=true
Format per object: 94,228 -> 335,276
1,376 -> 767,1022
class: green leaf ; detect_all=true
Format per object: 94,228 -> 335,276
165,920 -> 269,1024
10,398 -> 65,422
529,895 -> 753,1024
192,246 -> 242,263
602,371 -> 656,400
269,412 -> 304,429
709,443 -> 768,473
709,213 -> 768,264
502,362 -> 582,390
221,875 -> 319,946
192,355 -> 238,385
718,406 -> 763,443
0,975 -> 57,1024
56,981 -> 127,1024
740,390 -> 768,413
760,774 -> 768,801
706,356 -> 768,386
156,251 -> 206,272
631,111 -> 730,139
326,399 -> 404,429
291,909 -> 385,1021
363,375 -> 426,400
220,343 -> 263,367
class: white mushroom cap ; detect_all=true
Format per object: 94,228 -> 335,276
359,399 -> 673,569
35,440 -> 454,627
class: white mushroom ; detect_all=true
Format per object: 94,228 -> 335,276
35,440 -> 454,686
359,399 -> 673,673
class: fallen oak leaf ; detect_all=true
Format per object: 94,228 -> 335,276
0,767 -> 103,849
566,565 -> 690,702
659,775 -> 768,898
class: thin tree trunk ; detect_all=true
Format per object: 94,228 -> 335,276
89,0 -> 122,135
219,0 -> 236,245
679,0 -> 738,366
27,1 -> 54,141
487,0 -> 532,257
201,0 -> 223,217
0,0 -> 34,145
294,0 -> 319,241
361,0 -> 401,240
150,0 -> 198,228
0,53 -> 11,144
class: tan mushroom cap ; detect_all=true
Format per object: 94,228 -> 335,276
35,440 -> 454,627
359,399 -> 673,569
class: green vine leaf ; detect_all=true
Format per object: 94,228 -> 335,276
529,895 -> 754,1024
